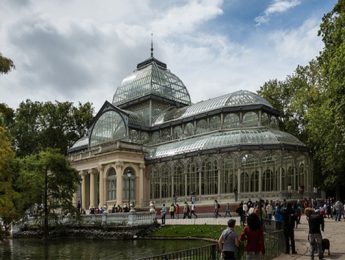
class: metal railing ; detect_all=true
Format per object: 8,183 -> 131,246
13,212 -> 157,231
139,221 -> 285,260
138,244 -> 220,260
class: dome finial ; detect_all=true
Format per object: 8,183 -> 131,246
150,33 -> 154,58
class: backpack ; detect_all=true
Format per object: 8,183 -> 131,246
217,203 -> 220,209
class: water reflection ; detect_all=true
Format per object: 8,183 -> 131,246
0,238 -> 209,259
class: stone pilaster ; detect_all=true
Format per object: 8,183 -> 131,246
115,161 -> 124,205
81,171 -> 87,210
90,170 -> 96,208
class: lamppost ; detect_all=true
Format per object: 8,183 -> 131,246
127,170 -> 132,211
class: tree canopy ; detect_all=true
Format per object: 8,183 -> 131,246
258,0 -> 345,198
11,100 -> 93,157
0,53 -> 14,74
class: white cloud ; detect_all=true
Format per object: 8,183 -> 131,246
0,0 -> 326,113
255,0 -> 301,25
151,0 -> 223,36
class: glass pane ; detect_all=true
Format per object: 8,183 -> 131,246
90,110 -> 127,146
242,112 -> 258,127
223,113 -> 240,129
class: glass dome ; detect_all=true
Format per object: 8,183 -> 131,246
153,90 -> 273,125
146,127 -> 306,160
112,58 -> 191,107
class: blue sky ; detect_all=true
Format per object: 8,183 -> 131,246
0,0 -> 338,112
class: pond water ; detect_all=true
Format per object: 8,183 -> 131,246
0,238 -> 210,259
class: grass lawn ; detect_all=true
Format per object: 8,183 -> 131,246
149,224 -> 243,240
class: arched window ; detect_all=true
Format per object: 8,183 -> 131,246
241,172 -> 249,192
90,110 -> 127,146
161,128 -> 171,142
184,122 -> 195,136
222,158 -> 235,193
196,119 -> 208,134
223,113 -> 240,129
123,168 -> 135,201
151,131 -> 160,143
173,126 -> 183,139
250,171 -> 259,192
209,116 -> 221,131
161,166 -> 171,199
281,168 -> 287,191
187,163 -> 199,196
150,168 -> 160,199
242,112 -> 258,127
202,159 -> 218,195
107,168 -> 116,201
270,116 -> 279,129
173,164 -> 184,197
288,166 -> 295,190
262,169 -> 273,192
261,113 -> 269,126
298,163 -> 305,188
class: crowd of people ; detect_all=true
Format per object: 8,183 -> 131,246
219,197 -> 345,260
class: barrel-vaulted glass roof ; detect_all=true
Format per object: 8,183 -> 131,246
112,58 -> 191,107
146,127 -> 306,160
153,90 -> 273,125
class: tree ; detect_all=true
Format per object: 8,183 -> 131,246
258,0 -> 345,199
12,100 -> 93,157
258,61 -> 322,144
0,53 -> 14,74
310,0 -> 345,197
0,127 -> 19,231
16,149 -> 80,234
0,103 -> 15,130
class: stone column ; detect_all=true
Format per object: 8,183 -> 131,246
138,163 -> 145,207
259,167 -> 262,193
81,171 -> 87,210
90,170 -> 96,208
237,168 -> 241,193
279,165 -> 283,193
115,162 -> 124,205
98,165 -> 105,207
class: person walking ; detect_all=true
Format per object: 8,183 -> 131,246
214,200 -> 221,218
218,219 -> 239,260
161,204 -> 167,225
305,208 -> 325,260
236,202 -> 246,226
169,203 -> 175,219
274,202 -> 283,230
234,187 -> 238,202
282,202 -> 297,255
334,200 -> 343,221
240,213 -> 265,259
225,203 -> 232,217
183,201 -> 190,219
190,202 -> 197,218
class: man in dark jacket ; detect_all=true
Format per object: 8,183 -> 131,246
305,208 -> 325,260
283,203 -> 297,254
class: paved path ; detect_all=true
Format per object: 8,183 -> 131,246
273,217 -> 345,260
159,214 -> 345,259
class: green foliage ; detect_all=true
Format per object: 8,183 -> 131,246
0,127 -> 19,227
258,0 -> 345,197
11,100 -> 93,157
16,149 -> 80,221
0,53 -> 14,74
0,103 -> 15,130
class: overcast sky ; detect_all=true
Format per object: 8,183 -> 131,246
0,0 -> 337,112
